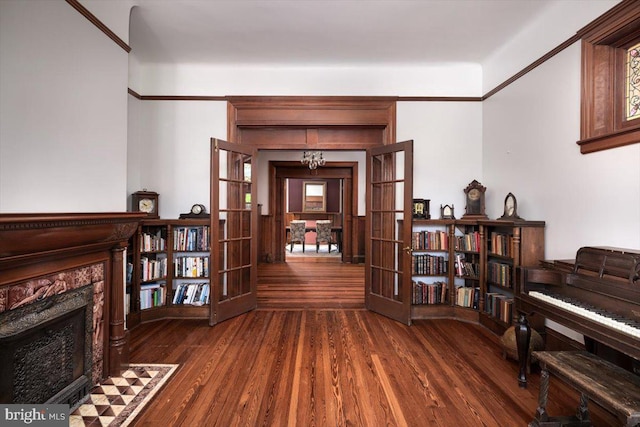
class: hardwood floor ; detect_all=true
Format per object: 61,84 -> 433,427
128,262 -> 618,426
257,261 -> 364,310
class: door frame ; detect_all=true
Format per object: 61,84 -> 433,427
227,96 -> 397,266
269,161 -> 357,263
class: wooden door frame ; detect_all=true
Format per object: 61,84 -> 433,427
270,161 -> 356,262
226,96 -> 397,265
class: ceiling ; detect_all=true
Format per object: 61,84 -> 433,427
130,0 -> 555,66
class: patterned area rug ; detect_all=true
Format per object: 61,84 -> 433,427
70,363 -> 178,427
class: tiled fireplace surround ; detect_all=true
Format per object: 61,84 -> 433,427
0,213 -> 143,406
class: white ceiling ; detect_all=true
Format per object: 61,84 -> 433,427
130,0 -> 556,66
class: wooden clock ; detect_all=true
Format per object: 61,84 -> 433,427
498,192 -> 522,220
131,190 -> 159,219
462,180 -> 488,219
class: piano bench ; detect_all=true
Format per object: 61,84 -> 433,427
530,351 -> 640,427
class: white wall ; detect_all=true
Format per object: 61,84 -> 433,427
0,0 -> 131,212
127,99 -> 227,218
482,0 -> 618,93
483,21 -> 640,261
131,63 -> 482,97
128,95 -> 484,218
397,102 -> 483,216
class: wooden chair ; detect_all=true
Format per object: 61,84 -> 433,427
315,220 -> 334,253
289,220 -> 307,252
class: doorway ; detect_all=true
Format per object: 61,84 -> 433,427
269,160 -> 358,264
227,96 -> 398,313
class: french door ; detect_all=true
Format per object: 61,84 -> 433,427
365,141 -> 414,325
209,138 -> 258,325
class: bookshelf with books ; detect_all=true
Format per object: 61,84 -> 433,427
478,219 -> 545,335
126,218 -> 211,328
410,219 -> 455,319
171,223 -> 211,309
407,217 -> 545,330
452,219 -> 482,323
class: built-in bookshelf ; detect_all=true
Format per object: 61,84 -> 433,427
411,220 -> 451,306
409,218 -> 544,331
453,220 -> 481,314
126,218 -> 211,328
409,219 -> 455,319
479,219 -> 545,335
171,224 -> 210,307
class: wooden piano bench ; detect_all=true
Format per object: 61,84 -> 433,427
529,351 -> 640,427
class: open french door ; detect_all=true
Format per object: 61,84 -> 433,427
209,138 -> 258,325
365,140 -> 414,325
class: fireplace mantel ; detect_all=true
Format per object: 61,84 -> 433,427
0,213 -> 144,386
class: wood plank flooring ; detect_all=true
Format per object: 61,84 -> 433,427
128,262 -> 619,426
257,261 -> 364,310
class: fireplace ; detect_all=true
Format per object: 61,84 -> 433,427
0,285 -> 93,407
0,213 -> 142,406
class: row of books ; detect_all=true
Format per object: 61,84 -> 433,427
173,226 -> 210,252
172,282 -> 210,305
454,254 -> 479,278
487,261 -> 512,288
489,232 -> 513,257
412,230 -> 448,251
485,292 -> 513,324
174,256 -> 209,278
141,256 -> 168,281
454,231 -> 480,252
141,230 -> 166,252
412,280 -> 447,305
455,286 -> 479,309
140,283 -> 166,309
412,254 -> 448,275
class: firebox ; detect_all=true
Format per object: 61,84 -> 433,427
0,285 -> 93,408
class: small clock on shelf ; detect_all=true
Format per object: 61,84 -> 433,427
498,192 -> 522,220
440,204 -> 455,219
412,199 -> 430,219
179,203 -> 210,219
131,190 -> 159,219
462,180 -> 488,219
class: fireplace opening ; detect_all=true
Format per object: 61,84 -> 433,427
0,285 -> 93,408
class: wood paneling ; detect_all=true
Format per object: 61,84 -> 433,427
577,0 -> 640,153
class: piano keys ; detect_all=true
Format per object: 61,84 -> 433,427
527,291 -> 640,338
515,246 -> 640,388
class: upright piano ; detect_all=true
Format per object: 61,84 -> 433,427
515,246 -> 640,387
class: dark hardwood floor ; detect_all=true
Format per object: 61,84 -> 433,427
128,262 -> 618,426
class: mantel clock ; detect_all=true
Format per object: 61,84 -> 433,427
462,180 -> 488,219
131,190 -> 159,219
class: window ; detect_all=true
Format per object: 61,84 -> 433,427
626,42 -> 640,121
577,1 -> 640,153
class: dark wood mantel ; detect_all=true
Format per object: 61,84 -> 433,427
0,212 -> 144,379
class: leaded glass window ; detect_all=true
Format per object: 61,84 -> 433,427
626,41 -> 640,121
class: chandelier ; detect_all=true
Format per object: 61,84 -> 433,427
300,151 -> 326,170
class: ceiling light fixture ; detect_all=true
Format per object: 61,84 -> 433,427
300,151 -> 325,170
